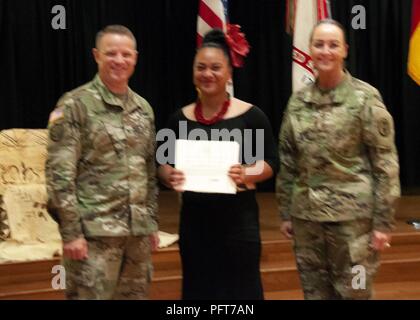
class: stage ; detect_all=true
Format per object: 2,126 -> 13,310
1,191 -> 420,300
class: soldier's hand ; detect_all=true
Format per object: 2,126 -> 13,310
63,237 -> 89,260
281,221 -> 293,239
371,230 -> 392,251
150,232 -> 160,252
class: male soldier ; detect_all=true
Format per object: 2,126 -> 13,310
46,25 -> 159,300
276,19 -> 400,299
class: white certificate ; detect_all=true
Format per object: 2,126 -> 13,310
175,139 -> 240,194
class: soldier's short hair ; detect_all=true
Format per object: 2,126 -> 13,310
310,19 -> 347,44
95,25 -> 137,50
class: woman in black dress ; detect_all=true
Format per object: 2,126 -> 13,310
158,28 -> 279,300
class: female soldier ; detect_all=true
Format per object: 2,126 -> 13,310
276,19 -> 400,299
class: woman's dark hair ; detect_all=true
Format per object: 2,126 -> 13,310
199,29 -> 232,67
310,19 -> 347,44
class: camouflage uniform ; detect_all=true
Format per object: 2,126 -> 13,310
64,236 -> 152,300
46,74 -> 158,299
276,71 -> 400,299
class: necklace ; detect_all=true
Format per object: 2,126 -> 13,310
194,97 -> 231,125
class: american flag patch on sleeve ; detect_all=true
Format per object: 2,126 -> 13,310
48,108 -> 64,124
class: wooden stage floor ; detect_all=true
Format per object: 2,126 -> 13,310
1,191 -> 420,300
153,191 -> 420,300
157,191 -> 420,241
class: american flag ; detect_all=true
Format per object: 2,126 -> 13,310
287,0 -> 331,92
197,0 -> 229,47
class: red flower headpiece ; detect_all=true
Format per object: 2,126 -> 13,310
225,24 -> 250,68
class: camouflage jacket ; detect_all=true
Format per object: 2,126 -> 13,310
276,72 -> 400,231
46,75 -> 158,242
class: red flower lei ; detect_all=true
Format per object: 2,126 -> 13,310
194,97 -> 231,125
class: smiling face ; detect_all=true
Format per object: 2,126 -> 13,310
93,33 -> 138,88
310,23 -> 348,75
193,47 -> 232,97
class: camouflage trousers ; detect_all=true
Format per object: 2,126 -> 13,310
63,235 -> 153,300
291,217 -> 380,300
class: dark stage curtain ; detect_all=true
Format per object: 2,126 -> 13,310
0,0 -> 419,190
